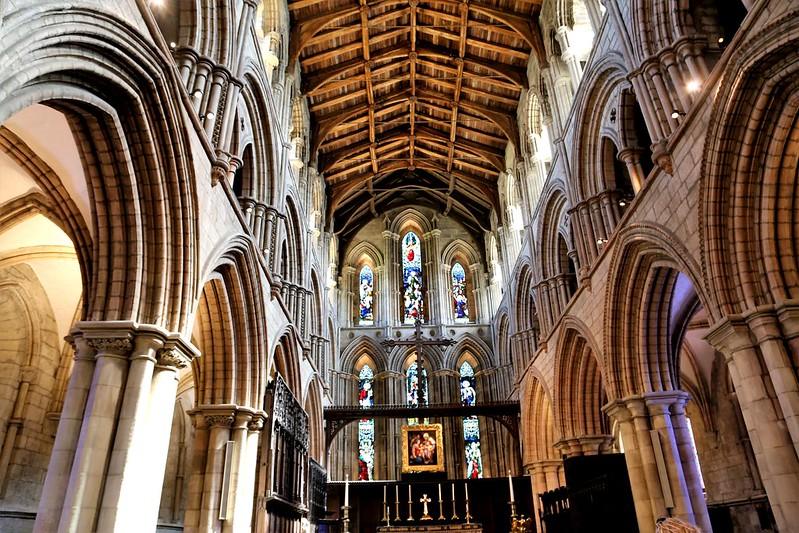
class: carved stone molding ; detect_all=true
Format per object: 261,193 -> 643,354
205,415 -> 235,428
248,416 -> 266,432
87,337 -> 133,356
157,348 -> 191,369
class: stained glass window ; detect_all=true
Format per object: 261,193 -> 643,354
406,360 -> 429,426
452,262 -> 469,322
358,365 -> 375,480
359,265 -> 374,325
402,232 -> 424,323
460,361 -> 483,478
406,361 -> 428,407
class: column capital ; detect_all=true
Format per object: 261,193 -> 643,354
705,315 -> 755,356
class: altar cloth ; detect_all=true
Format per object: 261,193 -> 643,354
377,524 -> 482,532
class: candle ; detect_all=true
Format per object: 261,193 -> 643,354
508,471 -> 515,502
395,485 -> 399,503
383,484 -> 387,504
408,484 -> 412,501
465,482 -> 469,500
452,483 -> 455,500
438,483 -> 442,501
344,475 -> 349,507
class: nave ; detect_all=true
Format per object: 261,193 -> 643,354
0,0 -> 797,532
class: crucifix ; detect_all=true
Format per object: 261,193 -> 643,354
419,494 -> 433,520
381,319 -> 455,405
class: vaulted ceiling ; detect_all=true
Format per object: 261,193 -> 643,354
289,0 -> 545,242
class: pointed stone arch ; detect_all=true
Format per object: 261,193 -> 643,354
0,7 -> 200,332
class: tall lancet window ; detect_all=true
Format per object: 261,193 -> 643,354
359,265 -> 374,325
406,361 -> 428,407
451,262 -> 469,322
460,361 -> 483,478
402,231 -> 423,323
357,365 -> 375,480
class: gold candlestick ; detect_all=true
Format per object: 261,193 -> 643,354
438,497 -> 446,520
341,505 -> 351,533
464,499 -> 473,525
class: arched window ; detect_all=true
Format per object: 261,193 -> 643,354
407,360 -> 429,426
402,231 -> 424,323
406,361 -> 428,407
359,265 -> 374,325
357,365 -> 375,480
451,262 -> 469,322
460,362 -> 483,479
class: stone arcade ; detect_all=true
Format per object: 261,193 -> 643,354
0,0 -> 797,532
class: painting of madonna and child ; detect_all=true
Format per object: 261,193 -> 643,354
401,423 -> 445,473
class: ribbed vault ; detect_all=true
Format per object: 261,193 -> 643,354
290,0 -> 545,241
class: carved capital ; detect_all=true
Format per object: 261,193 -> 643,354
205,415 -> 235,428
157,348 -> 191,369
248,416 -> 266,431
88,337 -> 133,356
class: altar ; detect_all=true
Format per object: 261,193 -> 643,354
377,525 -> 482,532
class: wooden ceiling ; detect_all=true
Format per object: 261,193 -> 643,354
289,0 -> 545,241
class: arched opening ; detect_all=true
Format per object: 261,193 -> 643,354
0,104 -> 89,531
401,231 -> 424,324
689,0 -> 748,70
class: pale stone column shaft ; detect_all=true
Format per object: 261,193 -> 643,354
138,362 -> 182,530
58,338 -> 132,533
96,334 -> 163,531
184,414 -> 210,532
33,337 -> 96,533
199,415 -> 234,531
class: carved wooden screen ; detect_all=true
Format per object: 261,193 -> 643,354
269,375 -> 309,505
308,458 -> 327,523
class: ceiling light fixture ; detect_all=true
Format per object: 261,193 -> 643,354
686,80 -> 701,93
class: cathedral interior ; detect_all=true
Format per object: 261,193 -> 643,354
0,0 -> 797,532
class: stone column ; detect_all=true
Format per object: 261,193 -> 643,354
199,409 -> 235,532
139,349 -> 190,529
95,333 -> 164,531
707,318 -> 799,531
58,334 -> 133,533
605,400 -> 655,533
33,336 -> 96,533
556,26 -> 583,92
184,413 -> 209,532
617,148 -> 645,193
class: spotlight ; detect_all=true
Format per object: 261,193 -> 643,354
671,109 -> 686,120
618,199 -> 627,207
686,80 -> 701,93
717,37 -> 725,44
169,42 -> 177,49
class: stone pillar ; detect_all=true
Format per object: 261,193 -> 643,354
58,335 -> 133,533
707,318 -> 799,531
425,228 -> 444,324
33,336 -> 96,533
199,409 -> 236,532
617,148 -> 645,193
556,26 -> 583,93
96,333 -> 166,531
606,393 -> 711,533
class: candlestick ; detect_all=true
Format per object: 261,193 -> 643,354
385,505 -> 391,527
407,485 -> 415,521
450,483 -> 460,521
395,485 -> 401,521
465,499 -> 473,525
341,505 -> 351,533
344,475 -> 349,507
508,471 -> 515,503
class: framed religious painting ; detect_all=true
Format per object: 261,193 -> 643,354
401,423 -> 445,473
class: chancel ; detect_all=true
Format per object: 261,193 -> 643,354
0,1 -> 795,533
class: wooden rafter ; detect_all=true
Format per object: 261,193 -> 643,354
290,0 -> 543,235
